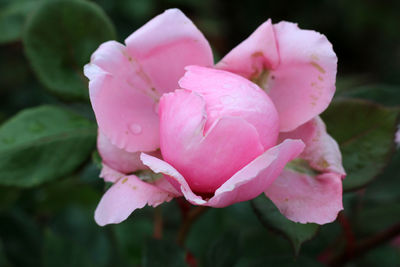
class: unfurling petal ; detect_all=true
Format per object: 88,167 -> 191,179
141,139 -> 304,207
265,117 -> 345,224
95,169 -> 174,226
84,9 -> 213,153
217,21 -> 337,132
265,171 -> 342,224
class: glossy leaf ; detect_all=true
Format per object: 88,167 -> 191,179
251,196 -> 319,255
23,0 -> 116,100
322,99 -> 399,191
0,105 -> 96,187
0,0 -> 37,44
337,84 -> 400,107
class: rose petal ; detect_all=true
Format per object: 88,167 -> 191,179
125,8 -> 213,95
84,9 -> 213,152
141,139 -> 304,207
217,20 -> 337,132
140,153 -> 206,205
99,164 -> 125,183
207,139 -> 304,207
98,131 -> 150,174
279,117 -> 345,177
216,19 -> 279,78
159,89 -> 265,193
265,170 -> 343,224
179,66 -> 279,150
94,173 -> 174,226
269,22 -> 337,131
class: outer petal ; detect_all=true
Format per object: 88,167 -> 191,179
216,19 -> 279,78
217,20 -> 337,132
140,153 -> 206,205
94,172 -> 174,226
98,131 -> 151,174
125,9 -> 213,95
269,22 -> 337,131
265,171 -> 343,224
207,139 -> 304,207
279,117 -> 345,176
84,9 -> 213,152
141,139 -> 304,207
159,89 -> 265,193
265,117 -> 345,224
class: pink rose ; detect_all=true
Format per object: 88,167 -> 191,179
84,9 -> 345,226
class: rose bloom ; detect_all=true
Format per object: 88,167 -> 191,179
84,9 -> 345,226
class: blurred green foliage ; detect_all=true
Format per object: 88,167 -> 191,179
0,0 -> 399,266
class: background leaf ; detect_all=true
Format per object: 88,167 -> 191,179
206,231 -> 239,267
23,0 -> 116,100
0,0 -> 38,44
322,99 -> 399,191
251,196 -> 319,255
0,105 -> 96,187
42,230 -> 94,267
143,238 -> 187,267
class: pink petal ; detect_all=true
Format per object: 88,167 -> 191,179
140,153 -> 206,205
269,22 -> 337,131
265,170 -> 343,224
216,19 -> 279,78
279,117 -> 345,177
207,139 -> 304,207
99,164 -> 125,183
97,131 -> 151,174
265,117 -> 345,224
84,9 -> 213,152
141,139 -> 304,207
159,89 -> 265,193
125,9 -> 213,95
94,173 -> 174,226
217,20 -> 337,132
179,66 -> 279,150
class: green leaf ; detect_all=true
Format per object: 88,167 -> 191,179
0,105 -> 96,187
23,0 -> 116,100
0,0 -> 38,44
321,99 -> 399,191
143,239 -> 187,267
337,84 -> 400,107
251,196 -> 319,255
235,255 -> 324,267
42,230 -> 94,267
206,231 -> 239,267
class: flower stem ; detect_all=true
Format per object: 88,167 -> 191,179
153,206 -> 163,239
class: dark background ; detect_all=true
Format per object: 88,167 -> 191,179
0,0 -> 399,266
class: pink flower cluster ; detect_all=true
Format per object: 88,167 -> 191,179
84,9 -> 345,226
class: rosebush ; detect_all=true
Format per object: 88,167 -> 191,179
85,9 -> 345,227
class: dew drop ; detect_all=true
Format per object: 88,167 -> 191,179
129,123 -> 142,135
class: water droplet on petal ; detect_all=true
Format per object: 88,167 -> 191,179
129,124 -> 142,135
